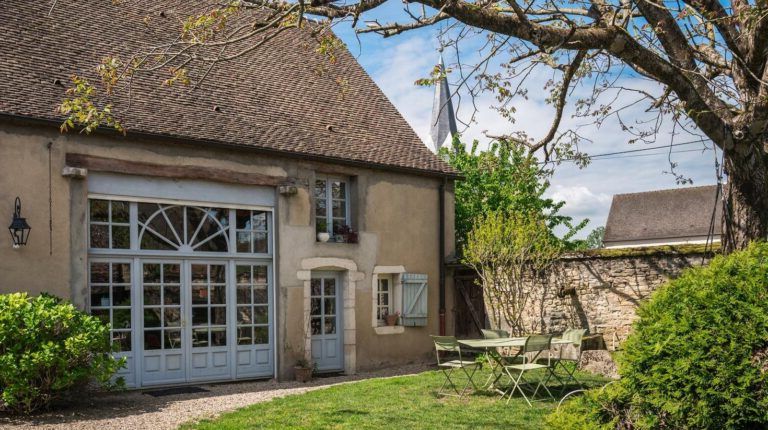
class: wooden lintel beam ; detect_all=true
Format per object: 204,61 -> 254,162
66,153 -> 290,187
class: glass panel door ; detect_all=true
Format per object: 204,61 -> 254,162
188,262 -> 231,380
140,261 -> 186,385
234,263 -> 273,377
310,274 -> 343,372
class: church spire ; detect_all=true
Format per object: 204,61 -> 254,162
429,52 -> 457,153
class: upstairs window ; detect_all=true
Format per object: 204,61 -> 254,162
315,176 -> 350,240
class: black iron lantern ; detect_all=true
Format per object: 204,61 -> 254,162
8,197 -> 31,248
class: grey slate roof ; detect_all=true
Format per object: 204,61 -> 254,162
0,1 -> 455,176
603,185 -> 722,244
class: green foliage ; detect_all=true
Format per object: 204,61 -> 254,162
463,209 -> 564,334
58,76 -> 124,135
548,242 -> 768,429
181,1 -> 241,43
572,226 -> 605,250
464,210 -> 564,273
440,138 -> 586,252
0,293 -> 125,414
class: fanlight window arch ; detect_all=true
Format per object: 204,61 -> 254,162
138,203 -> 230,253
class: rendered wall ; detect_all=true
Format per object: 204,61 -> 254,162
0,121 -> 456,380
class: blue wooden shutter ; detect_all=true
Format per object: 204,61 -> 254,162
401,273 -> 428,326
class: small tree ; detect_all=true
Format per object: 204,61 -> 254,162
441,138 -> 586,252
463,210 -> 563,335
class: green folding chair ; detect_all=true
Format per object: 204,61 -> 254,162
481,328 -> 509,339
431,335 -> 482,398
501,334 -> 555,406
551,328 -> 587,390
480,328 -> 519,389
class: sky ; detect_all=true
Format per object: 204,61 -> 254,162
331,11 -> 720,239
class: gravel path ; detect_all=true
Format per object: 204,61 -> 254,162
0,363 -> 432,430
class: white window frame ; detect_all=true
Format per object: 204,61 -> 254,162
376,276 -> 393,324
314,175 -> 351,240
371,266 -> 406,335
88,258 -> 134,352
87,196 -> 273,258
88,199 -> 131,250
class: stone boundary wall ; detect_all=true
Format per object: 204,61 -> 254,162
518,245 -> 717,350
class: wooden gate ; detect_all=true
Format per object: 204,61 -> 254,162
453,266 -> 485,339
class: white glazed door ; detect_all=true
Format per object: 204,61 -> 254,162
310,274 -> 343,372
140,261 -> 186,385
188,262 -> 231,381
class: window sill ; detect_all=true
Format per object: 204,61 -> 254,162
315,239 -> 359,245
374,326 -> 405,335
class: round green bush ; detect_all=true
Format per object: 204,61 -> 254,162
0,293 -> 125,414
548,242 -> 768,429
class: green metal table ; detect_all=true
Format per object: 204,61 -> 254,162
458,337 -> 572,394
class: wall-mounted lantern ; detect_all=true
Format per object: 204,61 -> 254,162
8,197 -> 31,249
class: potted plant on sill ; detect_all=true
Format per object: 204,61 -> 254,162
317,219 -> 330,242
382,310 -> 400,327
337,225 -> 358,244
294,358 -> 313,383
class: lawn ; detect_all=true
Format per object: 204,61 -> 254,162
181,367 -> 609,429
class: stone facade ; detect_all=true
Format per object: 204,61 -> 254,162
494,246 -> 716,350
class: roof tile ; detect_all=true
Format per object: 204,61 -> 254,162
0,0 -> 455,175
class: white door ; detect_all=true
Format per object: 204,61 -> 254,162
234,263 -> 274,378
310,273 -> 343,372
86,191 -> 276,387
140,261 -> 186,385
188,262 -> 231,381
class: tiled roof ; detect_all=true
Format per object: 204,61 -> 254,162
0,1 -> 455,176
603,185 -> 722,244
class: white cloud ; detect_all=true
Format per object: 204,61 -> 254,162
546,185 -> 612,234
549,185 -> 612,218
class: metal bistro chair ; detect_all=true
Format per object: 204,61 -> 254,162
481,329 -> 509,339
501,334 -> 555,406
431,335 -> 482,398
551,328 -> 587,390
480,328 -> 518,389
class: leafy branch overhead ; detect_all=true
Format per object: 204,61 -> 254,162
54,0 -> 768,251
57,0 -> 348,135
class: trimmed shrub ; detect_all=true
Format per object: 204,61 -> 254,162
548,242 -> 768,429
0,293 -> 125,414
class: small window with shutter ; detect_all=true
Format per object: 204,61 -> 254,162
401,273 -> 428,326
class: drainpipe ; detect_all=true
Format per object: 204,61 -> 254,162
439,178 -> 446,336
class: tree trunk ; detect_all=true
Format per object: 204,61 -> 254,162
722,141 -> 768,253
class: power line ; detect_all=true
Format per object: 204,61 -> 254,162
538,138 -> 713,164
583,147 -> 713,161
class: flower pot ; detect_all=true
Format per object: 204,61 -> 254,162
385,314 -> 399,326
294,366 -> 312,383
317,232 -> 330,242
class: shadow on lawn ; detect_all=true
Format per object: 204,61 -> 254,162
430,372 -> 607,405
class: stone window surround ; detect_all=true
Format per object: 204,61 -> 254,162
371,266 -> 406,335
297,257 -> 363,375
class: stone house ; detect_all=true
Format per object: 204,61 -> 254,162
0,1 -> 458,387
